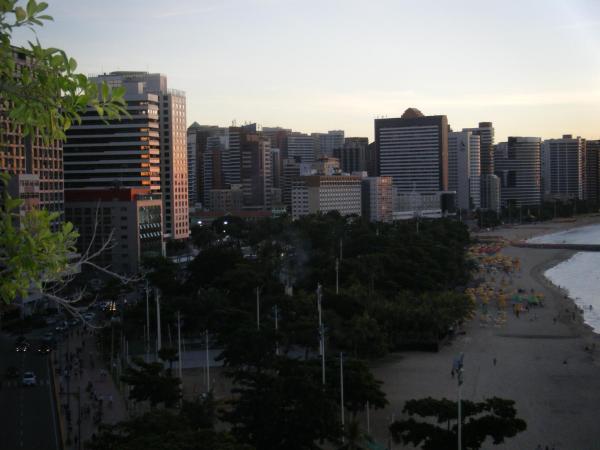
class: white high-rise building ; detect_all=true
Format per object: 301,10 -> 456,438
448,131 -> 481,210
541,135 -> 584,200
292,175 -> 362,219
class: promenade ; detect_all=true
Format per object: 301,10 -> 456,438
53,325 -> 128,449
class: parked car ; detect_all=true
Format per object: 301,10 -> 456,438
82,312 -> 95,321
55,321 -> 68,332
15,336 -> 30,353
37,343 -> 52,354
21,372 -> 37,387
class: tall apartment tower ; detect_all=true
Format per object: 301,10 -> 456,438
1,50 -> 64,221
584,140 -> 600,203
241,134 -> 272,209
494,137 -> 542,207
541,135 -> 584,200
187,123 -> 226,208
334,137 -> 369,174
287,133 -> 317,163
375,108 -> 448,193
448,131 -> 481,210
361,176 -> 394,222
463,122 -> 494,175
313,130 -> 345,157
87,72 -> 189,240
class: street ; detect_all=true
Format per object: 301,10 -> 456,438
0,334 -> 60,450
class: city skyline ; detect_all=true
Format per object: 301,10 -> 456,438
12,0 -> 600,142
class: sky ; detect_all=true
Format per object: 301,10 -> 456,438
12,0 -> 600,141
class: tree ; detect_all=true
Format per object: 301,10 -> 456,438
390,396 -> 527,450
223,357 -> 342,450
158,346 -> 178,375
1,0 -> 128,308
86,400 -> 251,450
121,357 -> 181,408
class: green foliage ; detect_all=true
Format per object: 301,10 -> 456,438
1,0 -> 128,142
390,396 -> 527,450
223,356 -> 343,450
86,399 -> 251,450
121,357 -> 181,408
0,173 -> 78,304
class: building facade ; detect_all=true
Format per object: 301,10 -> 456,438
64,188 -> 163,274
584,140 -> 600,203
86,71 -> 189,240
0,50 -> 64,222
287,133 -> 317,163
376,108 -> 448,193
291,175 -> 362,219
541,135 -> 584,200
448,131 -> 481,210
334,137 -> 369,174
494,137 -> 542,207
361,176 -> 393,222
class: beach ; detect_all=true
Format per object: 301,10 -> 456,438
368,216 -> 600,449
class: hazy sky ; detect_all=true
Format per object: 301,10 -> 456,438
13,0 -> 600,141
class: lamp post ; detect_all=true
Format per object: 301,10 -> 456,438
317,283 -> 325,385
455,353 -> 465,450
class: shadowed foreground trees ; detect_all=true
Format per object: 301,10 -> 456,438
390,396 -> 527,450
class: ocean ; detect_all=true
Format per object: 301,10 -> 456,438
528,224 -> 600,332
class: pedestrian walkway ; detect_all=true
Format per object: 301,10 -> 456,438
52,326 -> 128,449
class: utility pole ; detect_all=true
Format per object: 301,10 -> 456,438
340,352 -> 345,443
177,311 -> 182,380
339,238 -> 343,261
366,400 -> 370,434
256,287 -> 260,330
274,305 -> 279,356
145,281 -> 150,361
156,289 -> 162,355
456,353 -> 465,450
317,283 -> 325,385
335,258 -> 339,295
205,329 -> 210,393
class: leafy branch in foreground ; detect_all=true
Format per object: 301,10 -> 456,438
1,0 -> 128,141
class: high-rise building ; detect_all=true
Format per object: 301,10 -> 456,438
271,148 -> 281,189
281,157 -> 301,209
494,137 -> 542,207
187,123 -> 226,208
262,127 -> 291,157
584,140 -> 600,204
376,108 -> 448,193
64,90 -> 161,192
85,72 -> 189,240
448,131 -> 481,210
313,130 -> 345,157
287,133 -> 317,163
241,134 -> 272,209
361,176 -> 393,222
334,137 -> 369,174
65,188 -> 163,274
541,135 -> 584,200
0,50 -> 64,222
463,122 -> 494,175
292,174 -> 362,219
480,174 -> 501,213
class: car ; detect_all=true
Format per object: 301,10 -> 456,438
68,318 -> 79,327
43,331 -> 54,341
82,312 -> 95,321
15,336 -> 30,353
37,343 -> 52,354
55,321 -> 67,332
21,372 -> 37,387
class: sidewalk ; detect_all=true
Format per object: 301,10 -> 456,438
53,326 -> 128,449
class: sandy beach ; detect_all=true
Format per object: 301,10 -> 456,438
368,216 -> 600,450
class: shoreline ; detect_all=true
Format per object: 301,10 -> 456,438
370,216 -> 600,449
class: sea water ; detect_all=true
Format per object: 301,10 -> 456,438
528,224 -> 600,332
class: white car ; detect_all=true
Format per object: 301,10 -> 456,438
83,312 -> 95,321
22,372 -> 37,387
